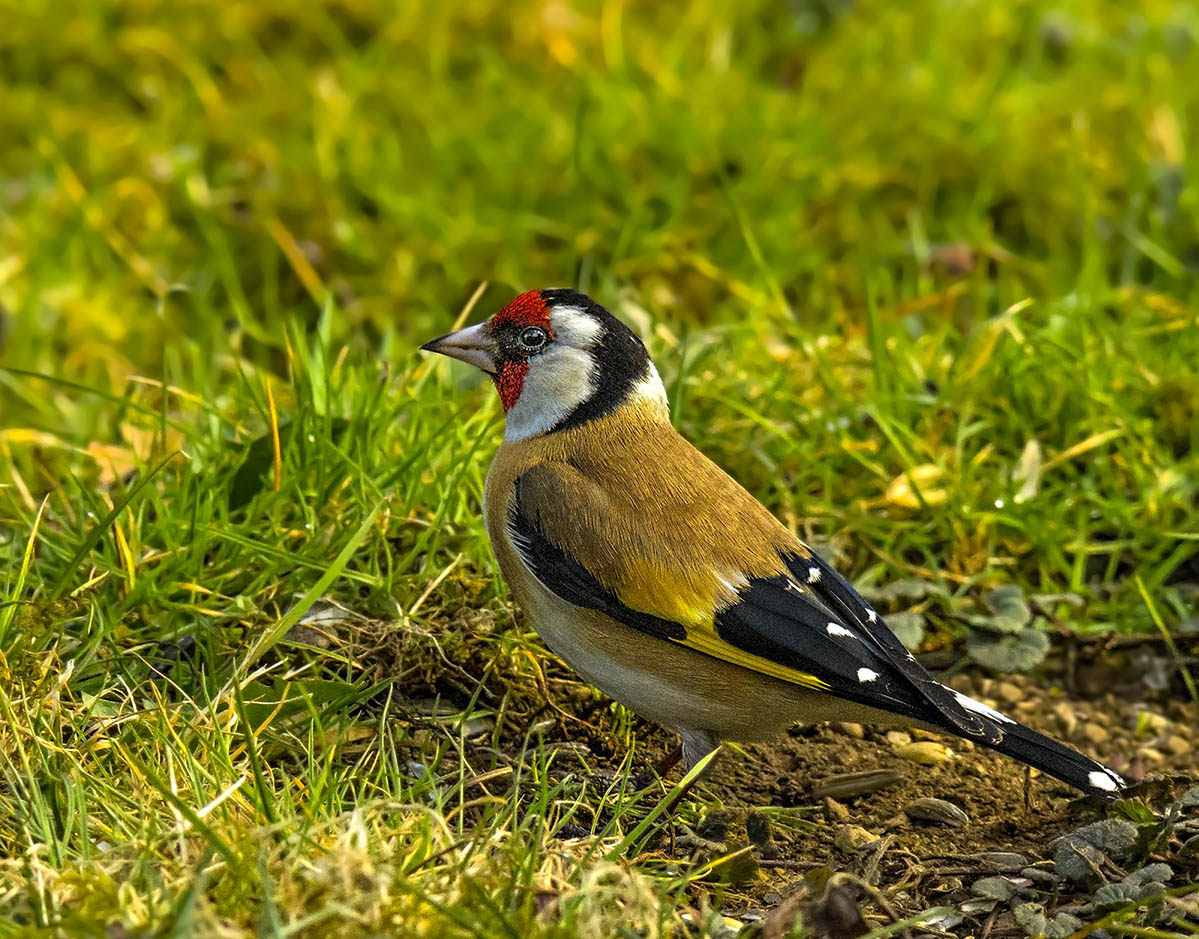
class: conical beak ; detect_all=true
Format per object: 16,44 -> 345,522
420,322 -> 498,374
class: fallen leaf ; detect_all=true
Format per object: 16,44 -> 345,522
1013,439 -> 1042,503
885,464 -> 947,509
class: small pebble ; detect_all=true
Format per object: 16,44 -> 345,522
959,898 -> 999,915
947,674 -> 972,692
810,769 -> 906,800
1021,866 -> 1062,886
995,681 -> 1023,704
1135,711 -> 1169,735
971,851 -> 1030,872
1052,701 -> 1078,735
832,721 -> 865,738
460,716 -> 494,736
894,741 -> 955,765
824,797 -> 850,822
885,730 -> 912,747
1164,735 -> 1191,757
1137,746 -> 1165,765
1082,724 -> 1110,745
833,825 -> 880,852
972,875 -> 1019,901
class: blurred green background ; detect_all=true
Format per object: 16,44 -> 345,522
3,0 -> 1197,379
1,1 -> 1198,933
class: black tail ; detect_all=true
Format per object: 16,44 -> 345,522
981,719 -> 1129,798
936,690 -> 1130,799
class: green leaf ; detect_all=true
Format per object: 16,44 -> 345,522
966,629 -> 1049,672
887,610 -> 926,651
860,579 -> 946,604
982,585 -> 1032,633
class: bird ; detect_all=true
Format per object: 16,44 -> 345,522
421,288 -> 1129,799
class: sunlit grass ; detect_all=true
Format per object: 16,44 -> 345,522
1,0 -> 1198,934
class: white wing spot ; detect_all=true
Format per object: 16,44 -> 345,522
857,668 -> 879,683
826,623 -> 855,638
807,567 -> 821,584
952,690 -> 1015,724
866,608 -> 878,623
1088,769 -> 1121,792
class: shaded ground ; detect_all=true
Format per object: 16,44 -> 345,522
686,667 -> 1197,932
441,640 -> 1199,935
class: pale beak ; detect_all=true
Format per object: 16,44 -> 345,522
420,322 -> 498,374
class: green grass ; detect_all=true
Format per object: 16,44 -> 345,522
1,0 -> 1198,934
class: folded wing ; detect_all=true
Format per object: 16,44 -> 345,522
507,463 -> 998,743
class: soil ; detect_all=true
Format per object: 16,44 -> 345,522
685,666 -> 1198,931
506,661 -> 1198,934
380,611 -> 1199,936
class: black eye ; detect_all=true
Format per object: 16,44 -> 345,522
518,326 -> 548,352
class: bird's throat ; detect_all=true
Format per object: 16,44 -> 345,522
494,359 -> 530,412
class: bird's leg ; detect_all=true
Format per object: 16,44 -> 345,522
629,744 -> 682,790
653,744 -> 683,777
654,729 -> 721,813
680,729 -> 721,777
631,731 -> 719,795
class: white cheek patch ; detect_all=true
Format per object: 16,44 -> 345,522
548,307 -> 604,347
503,346 -> 595,441
503,309 -> 601,442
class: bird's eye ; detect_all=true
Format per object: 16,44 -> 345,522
518,326 -> 548,352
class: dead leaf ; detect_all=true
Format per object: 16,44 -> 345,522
885,464 -> 947,509
1013,439 -> 1042,503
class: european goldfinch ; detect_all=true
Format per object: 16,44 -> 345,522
422,289 -> 1129,799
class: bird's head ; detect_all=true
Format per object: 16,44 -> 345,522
421,289 -> 668,440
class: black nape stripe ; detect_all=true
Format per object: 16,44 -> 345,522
539,289 -> 651,434
508,473 -> 686,641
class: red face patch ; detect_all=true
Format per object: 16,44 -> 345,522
493,359 -> 530,412
486,291 -> 555,411
490,290 -> 552,332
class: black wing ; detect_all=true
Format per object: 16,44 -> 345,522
715,550 -> 1000,743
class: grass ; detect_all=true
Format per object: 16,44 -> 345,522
1,0 -> 1198,934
